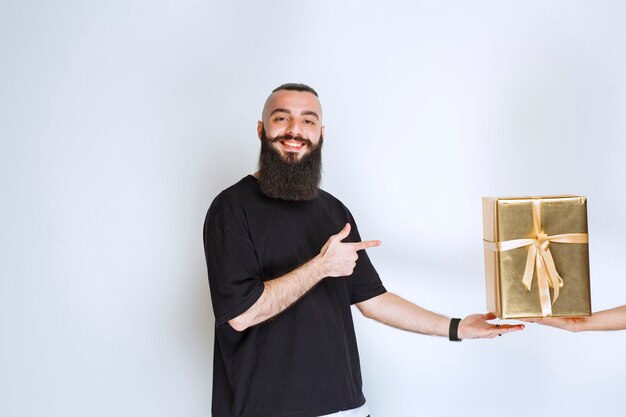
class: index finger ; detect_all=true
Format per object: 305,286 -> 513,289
350,240 -> 381,251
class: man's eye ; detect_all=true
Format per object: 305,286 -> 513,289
304,120 -> 315,125
274,117 -> 287,122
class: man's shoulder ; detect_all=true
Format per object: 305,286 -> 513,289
317,188 -> 352,216
205,175 -> 259,221
212,175 -> 258,203
318,187 -> 341,204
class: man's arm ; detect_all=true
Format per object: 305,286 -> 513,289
525,305 -> 626,332
229,223 -> 380,331
356,292 -> 524,339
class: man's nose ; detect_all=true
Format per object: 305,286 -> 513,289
286,120 -> 303,137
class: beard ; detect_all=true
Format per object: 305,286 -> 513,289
258,129 -> 323,201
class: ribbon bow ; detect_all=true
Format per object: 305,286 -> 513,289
484,199 -> 588,316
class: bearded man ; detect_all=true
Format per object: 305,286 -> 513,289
203,83 -> 523,417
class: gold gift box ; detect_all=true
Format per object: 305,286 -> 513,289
482,196 -> 591,319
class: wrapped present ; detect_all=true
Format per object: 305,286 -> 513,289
482,196 -> 591,319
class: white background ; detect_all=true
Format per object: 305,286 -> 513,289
2,1 -> 625,416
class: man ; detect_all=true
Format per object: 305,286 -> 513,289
203,83 -> 523,417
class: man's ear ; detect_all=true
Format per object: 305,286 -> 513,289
257,121 -> 263,139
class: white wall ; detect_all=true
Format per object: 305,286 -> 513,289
2,1 -> 625,416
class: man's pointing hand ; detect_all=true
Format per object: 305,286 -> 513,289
317,223 -> 381,277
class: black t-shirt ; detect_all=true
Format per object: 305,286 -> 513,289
204,175 -> 386,417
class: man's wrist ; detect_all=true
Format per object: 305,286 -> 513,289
449,318 -> 462,342
307,255 -> 328,282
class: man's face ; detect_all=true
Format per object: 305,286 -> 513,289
258,90 -> 324,161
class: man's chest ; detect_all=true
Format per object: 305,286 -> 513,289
246,201 -> 348,280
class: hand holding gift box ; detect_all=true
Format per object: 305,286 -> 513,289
482,196 -> 591,319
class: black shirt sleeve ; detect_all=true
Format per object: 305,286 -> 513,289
203,192 -> 264,327
343,206 -> 387,304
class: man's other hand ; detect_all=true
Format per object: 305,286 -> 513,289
458,312 -> 525,339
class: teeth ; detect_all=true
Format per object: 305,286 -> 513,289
284,141 -> 302,148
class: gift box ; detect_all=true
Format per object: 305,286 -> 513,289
482,196 -> 591,319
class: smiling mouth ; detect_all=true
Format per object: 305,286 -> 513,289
279,139 -> 306,152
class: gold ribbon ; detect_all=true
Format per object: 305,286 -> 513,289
484,199 -> 588,316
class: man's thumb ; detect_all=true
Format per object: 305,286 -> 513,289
335,223 -> 351,240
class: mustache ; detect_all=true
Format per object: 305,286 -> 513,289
266,134 -> 314,147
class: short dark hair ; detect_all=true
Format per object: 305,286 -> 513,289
272,83 -> 318,97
